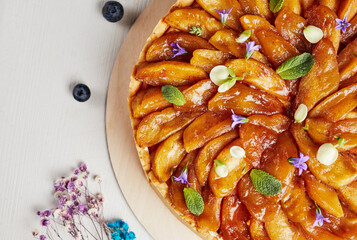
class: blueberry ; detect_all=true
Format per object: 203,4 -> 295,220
73,84 -> 91,102
102,1 -> 124,23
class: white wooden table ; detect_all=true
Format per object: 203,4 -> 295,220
0,0 -> 153,239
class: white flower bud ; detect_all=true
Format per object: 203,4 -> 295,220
304,25 -> 323,44
294,104 -> 308,123
210,65 -> 229,86
230,146 -> 246,159
316,143 -> 339,166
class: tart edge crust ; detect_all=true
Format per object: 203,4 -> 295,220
127,0 -> 221,239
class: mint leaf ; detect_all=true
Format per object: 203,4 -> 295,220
276,53 -> 315,80
183,188 -> 204,216
250,169 -> 282,196
161,85 -> 186,106
269,0 -> 284,13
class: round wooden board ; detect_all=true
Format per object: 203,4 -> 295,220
105,0 -> 202,239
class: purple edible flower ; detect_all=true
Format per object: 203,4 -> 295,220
335,16 -> 351,33
170,41 -> 187,58
313,205 -> 330,227
79,163 -> 87,172
231,110 -> 249,129
173,167 -> 191,185
215,8 -> 232,26
245,41 -> 261,60
40,219 -> 50,227
288,152 -> 309,175
39,235 -> 46,240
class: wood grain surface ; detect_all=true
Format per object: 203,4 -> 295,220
105,0 -> 203,239
0,0 -> 153,239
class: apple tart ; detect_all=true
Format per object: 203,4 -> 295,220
129,0 -> 357,239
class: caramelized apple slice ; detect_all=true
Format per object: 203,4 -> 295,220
249,218 -> 270,240
260,131 -> 297,199
341,14 -> 357,44
256,29 -> 300,68
226,59 -> 290,102
196,0 -> 244,31
309,83 -> 357,122
238,0 -> 273,22
281,178 -> 314,223
196,186 -> 222,232
146,32 -> 215,62
209,139 -> 251,198
275,7 -> 311,53
294,39 -> 339,111
338,181 -> 357,214
300,0 -> 314,14
338,38 -> 357,83
187,153 -> 201,194
221,195 -> 251,240
131,87 -> 171,118
265,208 -> 307,240
281,0 -> 302,15
337,0 -> 357,22
331,118 -> 357,134
306,5 -> 340,52
209,29 -> 270,66
303,171 -> 344,218
306,118 -> 331,144
136,107 -> 202,147
240,123 -> 277,167
291,123 -> 357,188
168,151 -> 198,215
316,0 -> 340,12
183,112 -> 232,152
174,79 -> 217,112
339,73 -> 357,89
208,83 -> 285,116
163,9 -> 223,39
190,49 -> 233,73
240,14 -> 277,44
195,130 -> 239,186
248,114 -> 291,134
135,61 -> 208,86
238,174 -> 280,222
152,130 -> 186,182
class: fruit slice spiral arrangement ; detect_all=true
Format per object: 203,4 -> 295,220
129,0 -> 357,239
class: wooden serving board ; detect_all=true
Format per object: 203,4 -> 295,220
105,0 -> 202,239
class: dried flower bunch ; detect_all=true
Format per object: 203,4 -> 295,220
32,163 -> 135,240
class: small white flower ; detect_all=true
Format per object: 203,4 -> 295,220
54,191 -> 62,199
230,146 -> 246,159
294,104 -> 308,123
304,25 -> 323,44
316,143 -> 339,166
53,209 -> 61,219
210,65 -> 230,86
94,175 -> 102,183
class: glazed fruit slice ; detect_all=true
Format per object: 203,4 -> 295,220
194,130 -> 239,186
209,139 -> 251,198
190,49 -> 233,73
196,0 -> 244,31
338,181 -> 357,214
136,107 -> 202,147
174,79 -> 217,112
152,130 -> 186,182
338,38 -> 357,83
135,61 -> 208,86
294,39 -> 339,111
226,59 -> 290,102
337,0 -> 357,22
183,112 -> 232,152
341,14 -> 357,44
146,32 -> 215,62
208,83 -> 285,116
303,172 -> 344,218
240,14 -> 277,44
221,195 -> 251,240
281,0 -> 302,15
238,0 -> 273,22
249,218 -> 270,240
164,8 -> 223,39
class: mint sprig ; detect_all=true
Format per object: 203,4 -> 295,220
276,53 -> 315,80
269,0 -> 284,13
161,85 -> 186,106
250,169 -> 282,196
183,188 -> 204,216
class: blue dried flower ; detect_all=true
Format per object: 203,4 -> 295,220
125,231 -> 136,240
